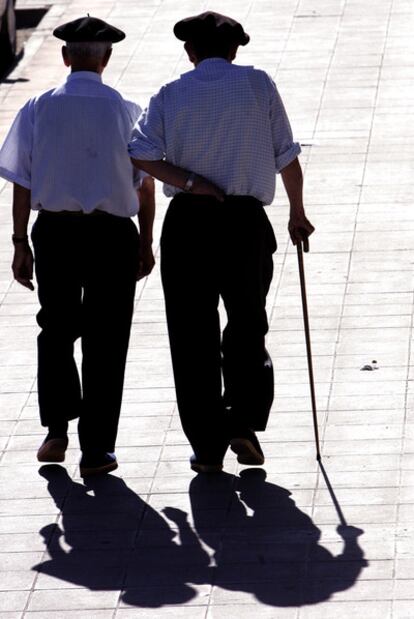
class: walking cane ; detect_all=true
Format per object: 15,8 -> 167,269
297,245 -> 354,529
296,240 -> 322,461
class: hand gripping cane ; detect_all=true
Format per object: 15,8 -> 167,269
296,241 -> 322,461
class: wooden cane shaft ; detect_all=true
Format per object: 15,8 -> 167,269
297,243 -> 322,461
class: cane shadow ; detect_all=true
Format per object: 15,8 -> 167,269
190,468 -> 368,607
33,465 -> 210,607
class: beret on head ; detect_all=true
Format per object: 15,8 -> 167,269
174,11 -> 250,46
53,16 -> 125,43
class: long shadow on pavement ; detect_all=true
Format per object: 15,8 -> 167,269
190,469 -> 368,606
33,465 -> 367,608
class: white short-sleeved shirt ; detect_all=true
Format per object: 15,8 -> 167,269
0,71 -> 145,216
128,58 -> 301,205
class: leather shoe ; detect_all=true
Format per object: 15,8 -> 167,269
190,454 -> 223,474
37,437 -> 68,463
80,452 -> 118,477
230,429 -> 264,466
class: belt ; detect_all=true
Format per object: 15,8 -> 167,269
173,193 -> 263,207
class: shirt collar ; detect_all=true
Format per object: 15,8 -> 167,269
195,58 -> 231,71
67,71 -> 103,83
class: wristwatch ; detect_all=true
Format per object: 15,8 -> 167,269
184,172 -> 196,193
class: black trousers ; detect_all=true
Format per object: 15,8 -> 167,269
160,194 -> 276,461
31,211 -> 139,455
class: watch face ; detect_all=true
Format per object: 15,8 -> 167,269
184,173 -> 195,192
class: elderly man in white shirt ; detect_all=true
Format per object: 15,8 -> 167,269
0,16 -> 156,477
129,11 -> 315,474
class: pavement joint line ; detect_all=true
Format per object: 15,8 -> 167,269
322,0 -> 394,466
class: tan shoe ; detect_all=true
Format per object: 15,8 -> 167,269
79,452 -> 118,477
190,454 -> 223,473
37,437 -> 68,463
230,429 -> 264,466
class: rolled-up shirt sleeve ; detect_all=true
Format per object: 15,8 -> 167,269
124,99 -> 150,187
128,91 -> 166,161
0,99 -> 34,189
267,77 -> 301,173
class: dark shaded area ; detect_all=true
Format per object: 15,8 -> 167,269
15,8 -> 48,30
190,469 -> 367,606
0,48 -> 23,81
34,465 -> 367,609
2,75 -> 28,83
0,7 -> 48,80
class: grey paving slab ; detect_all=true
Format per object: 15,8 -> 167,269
24,613 -> 114,619
27,589 -> 120,611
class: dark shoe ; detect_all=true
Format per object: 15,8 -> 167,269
79,452 -> 118,477
230,429 -> 264,466
190,454 -> 223,474
37,437 -> 68,463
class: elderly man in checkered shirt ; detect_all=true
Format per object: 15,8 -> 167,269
129,11 -> 314,474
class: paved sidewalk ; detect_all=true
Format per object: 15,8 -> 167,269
1,0 -> 414,617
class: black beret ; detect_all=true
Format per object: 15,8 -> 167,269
174,11 -> 250,46
53,16 -> 125,43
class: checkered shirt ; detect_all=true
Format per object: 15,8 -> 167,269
129,58 -> 301,205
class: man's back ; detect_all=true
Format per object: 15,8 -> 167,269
1,71 -> 140,215
133,58 -> 300,204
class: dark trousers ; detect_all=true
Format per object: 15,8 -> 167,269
160,194 -> 276,461
31,211 -> 139,455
